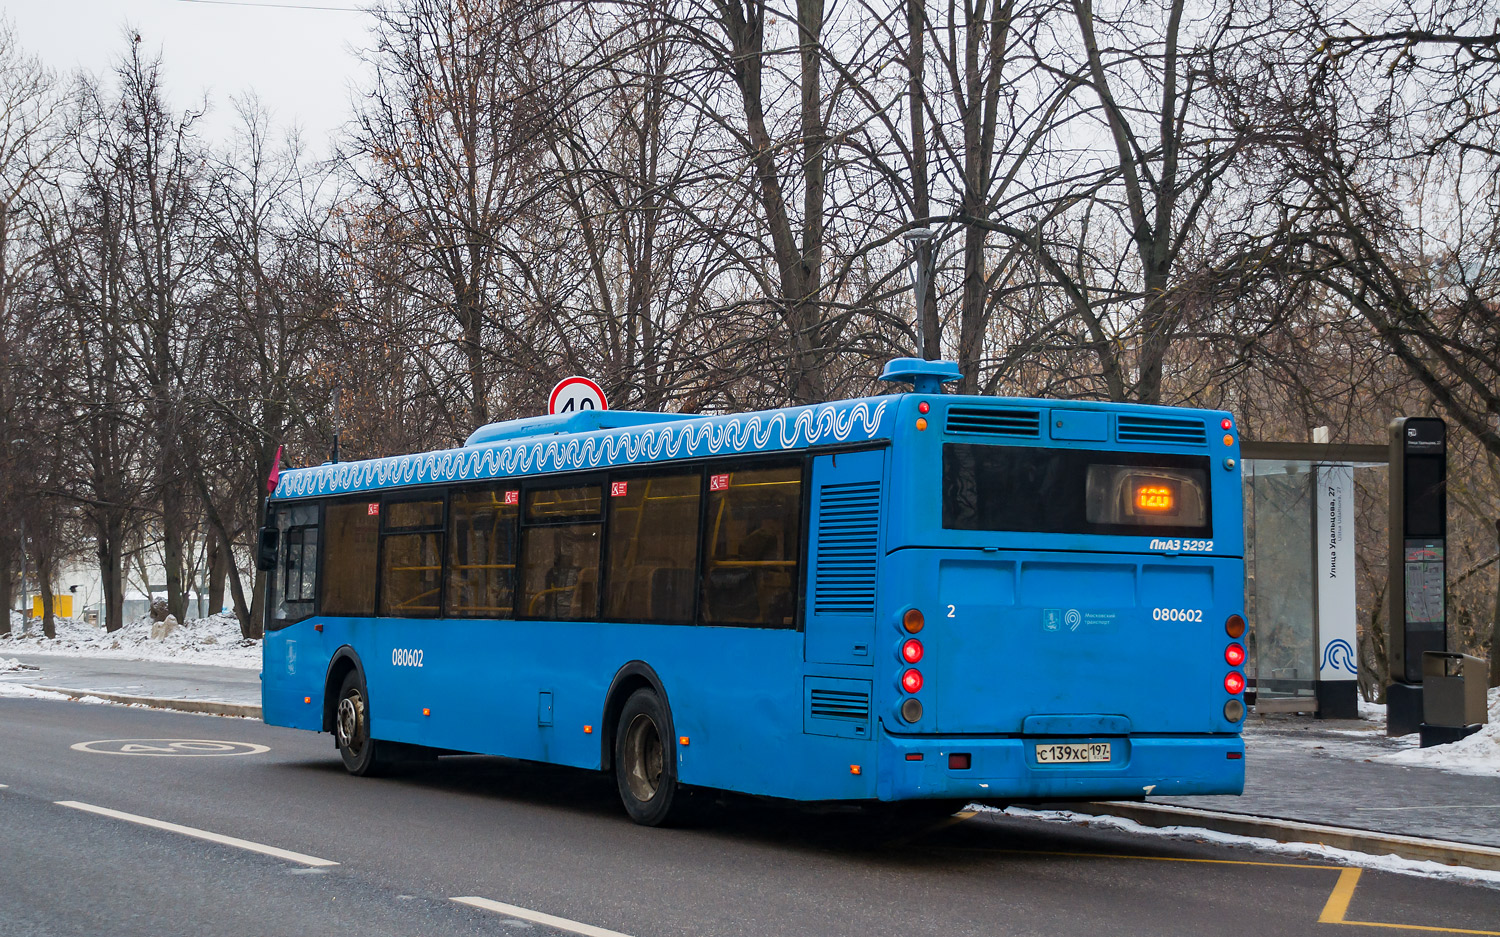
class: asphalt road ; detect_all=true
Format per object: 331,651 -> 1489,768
1,696 -> 1496,937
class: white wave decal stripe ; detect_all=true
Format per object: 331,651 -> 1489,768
274,400 -> 889,498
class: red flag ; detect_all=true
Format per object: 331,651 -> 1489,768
266,445 -> 284,494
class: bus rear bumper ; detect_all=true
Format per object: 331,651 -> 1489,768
876,733 -> 1245,801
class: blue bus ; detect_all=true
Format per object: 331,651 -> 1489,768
259,359 -> 1246,825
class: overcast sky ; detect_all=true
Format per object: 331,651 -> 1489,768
3,0 -> 375,155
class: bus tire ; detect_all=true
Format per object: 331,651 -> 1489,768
334,671 -> 392,777
614,689 -> 683,826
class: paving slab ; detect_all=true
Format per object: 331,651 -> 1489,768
1158,713 -> 1500,848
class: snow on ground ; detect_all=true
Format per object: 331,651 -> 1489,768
1375,688 -> 1500,778
0,613 -> 260,669
989,806 -> 1500,888
0,680 -> 107,704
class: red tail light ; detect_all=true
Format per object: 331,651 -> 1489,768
1224,672 -> 1245,695
902,639 -> 924,663
901,669 -> 924,694
1225,643 -> 1246,666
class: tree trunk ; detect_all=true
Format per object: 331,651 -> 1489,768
98,522 -> 125,633
38,554 -> 55,640
161,468 -> 188,622
1490,519 -> 1499,688
0,536 -> 11,637
208,528 -> 227,617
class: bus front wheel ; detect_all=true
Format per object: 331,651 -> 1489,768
335,671 -> 392,777
614,689 -> 684,826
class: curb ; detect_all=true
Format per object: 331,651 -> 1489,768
24,685 -> 262,719
1065,801 -> 1500,873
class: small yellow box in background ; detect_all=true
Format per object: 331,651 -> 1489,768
31,595 -> 73,618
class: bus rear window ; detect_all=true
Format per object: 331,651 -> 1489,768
943,444 -> 1211,537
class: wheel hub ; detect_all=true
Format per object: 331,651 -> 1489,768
622,712 -> 663,802
337,692 -> 365,756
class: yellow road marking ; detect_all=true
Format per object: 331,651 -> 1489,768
1319,868 -> 1500,935
1320,868 -> 1362,923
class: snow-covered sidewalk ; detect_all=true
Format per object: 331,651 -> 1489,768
0,613 -> 261,669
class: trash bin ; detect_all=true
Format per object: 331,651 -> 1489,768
1419,651 -> 1490,748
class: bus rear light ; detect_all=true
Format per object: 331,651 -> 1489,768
1225,614 -> 1246,639
900,698 -> 923,723
850,765 -> 862,775
1224,699 -> 1245,722
916,418 -> 928,431
902,639 -> 924,663
422,708 -> 431,717
1225,643 -> 1245,666
949,753 -> 971,770
906,752 -> 924,761
1223,434 -> 1234,446
902,608 -> 925,634
1227,751 -> 1243,759
1224,672 -> 1245,695
901,669 -> 924,694
918,401 -> 930,414
303,696 -> 311,704
1221,418 -> 1233,430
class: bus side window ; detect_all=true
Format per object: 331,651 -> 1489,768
604,473 -> 701,623
520,485 -> 601,621
700,465 -> 803,628
270,503 -> 320,630
447,487 -> 519,618
323,501 -> 379,617
379,497 -> 445,617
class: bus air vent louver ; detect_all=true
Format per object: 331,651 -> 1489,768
809,688 -> 871,722
1116,415 -> 1208,446
812,481 -> 881,616
945,407 -> 1041,438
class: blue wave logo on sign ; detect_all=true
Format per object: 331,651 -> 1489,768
1320,638 -> 1357,675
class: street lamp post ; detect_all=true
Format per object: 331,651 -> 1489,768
904,228 -> 936,359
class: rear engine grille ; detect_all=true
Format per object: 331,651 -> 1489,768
945,407 -> 1042,438
1116,414 -> 1207,446
813,481 -> 880,615
809,688 -> 871,723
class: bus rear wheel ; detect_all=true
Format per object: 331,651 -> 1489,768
334,671 -> 392,777
614,689 -> 684,826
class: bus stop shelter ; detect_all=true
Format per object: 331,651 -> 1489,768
1240,441 -> 1388,718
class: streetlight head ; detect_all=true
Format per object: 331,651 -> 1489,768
904,227 -> 936,242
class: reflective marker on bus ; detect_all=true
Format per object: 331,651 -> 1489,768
258,358 -> 1246,825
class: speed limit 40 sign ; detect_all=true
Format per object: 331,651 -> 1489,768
549,376 -> 608,414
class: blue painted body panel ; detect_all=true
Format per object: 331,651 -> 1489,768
264,389 -> 1246,803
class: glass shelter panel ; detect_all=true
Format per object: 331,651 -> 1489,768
1247,461 -> 1316,695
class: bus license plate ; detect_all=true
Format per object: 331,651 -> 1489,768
1035,742 -> 1112,764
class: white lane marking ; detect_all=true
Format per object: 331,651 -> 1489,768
452,897 -> 634,937
0,783 -> 8,788
56,801 -> 338,867
1355,804 -> 1500,811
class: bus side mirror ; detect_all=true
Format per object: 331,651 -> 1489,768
256,527 -> 279,571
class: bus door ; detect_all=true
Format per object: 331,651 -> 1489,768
804,448 -> 887,666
